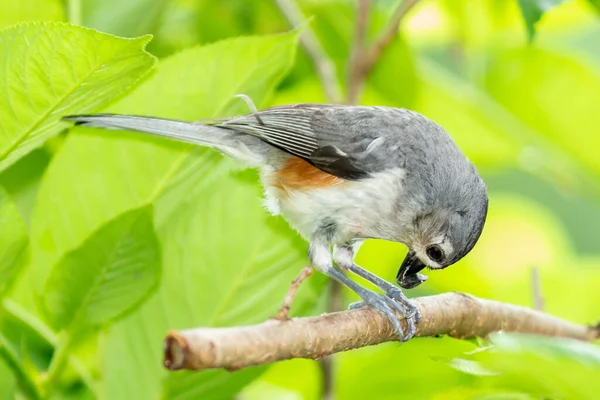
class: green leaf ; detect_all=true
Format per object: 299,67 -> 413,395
365,34 -> 417,108
104,169 -> 320,400
82,0 -> 169,39
336,337 -> 479,400
0,186 -> 28,297
0,148 -> 52,228
416,59 -> 596,194
471,333 -> 600,399
0,361 -> 16,400
41,206 -> 160,329
471,393 -> 537,400
0,332 -> 41,400
0,299 -> 56,372
444,358 -> 498,377
161,369 -> 263,400
589,0 -> 600,13
517,0 -> 567,42
0,22 -> 156,172
240,359 -> 322,400
27,31 -> 311,399
414,61 -> 521,168
0,0 -> 63,29
484,47 -> 600,182
30,31 -> 301,291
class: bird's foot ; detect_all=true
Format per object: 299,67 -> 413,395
385,287 -> 420,340
386,287 -> 420,322
349,290 -> 419,342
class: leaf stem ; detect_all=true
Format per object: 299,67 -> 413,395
45,331 -> 74,387
2,300 -> 97,395
2,300 -> 56,344
67,0 -> 82,25
0,332 -> 42,400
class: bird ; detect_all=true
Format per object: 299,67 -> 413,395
63,98 -> 488,341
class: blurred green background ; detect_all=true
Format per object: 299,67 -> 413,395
1,0 -> 599,399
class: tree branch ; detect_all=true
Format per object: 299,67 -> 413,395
347,0 -> 371,105
366,0 -> 420,70
347,0 -> 420,104
275,0 -> 342,103
163,292 -> 599,371
531,265 -> 544,311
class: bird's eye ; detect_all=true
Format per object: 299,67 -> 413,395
426,245 -> 445,263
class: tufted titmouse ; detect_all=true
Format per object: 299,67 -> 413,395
64,101 -> 488,341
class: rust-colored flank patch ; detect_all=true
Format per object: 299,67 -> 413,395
271,156 -> 344,191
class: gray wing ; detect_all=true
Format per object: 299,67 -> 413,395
219,104 -> 431,180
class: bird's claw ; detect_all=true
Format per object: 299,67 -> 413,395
348,291 -> 419,342
349,301 -> 365,310
385,287 -> 420,340
387,287 -> 421,322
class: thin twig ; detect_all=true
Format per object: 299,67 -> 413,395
347,0 -> 421,104
321,279 -> 344,400
321,353 -> 335,400
274,266 -> 313,320
347,0 -> 371,104
163,292 -> 599,371
2,300 -> 97,395
0,332 -> 41,400
274,0 -> 370,394
67,0 -> 82,25
275,0 -> 342,103
366,0 -> 420,70
531,266 -> 544,311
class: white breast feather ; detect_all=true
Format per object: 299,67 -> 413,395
260,167 -> 407,244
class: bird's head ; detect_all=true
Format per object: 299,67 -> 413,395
396,183 -> 488,289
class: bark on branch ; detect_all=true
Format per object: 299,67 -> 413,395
163,292 -> 599,371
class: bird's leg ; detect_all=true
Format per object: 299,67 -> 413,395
309,241 -> 412,341
333,244 -> 420,340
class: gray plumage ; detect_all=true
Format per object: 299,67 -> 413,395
64,103 -> 488,341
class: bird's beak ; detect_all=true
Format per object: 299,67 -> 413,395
396,251 -> 428,289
